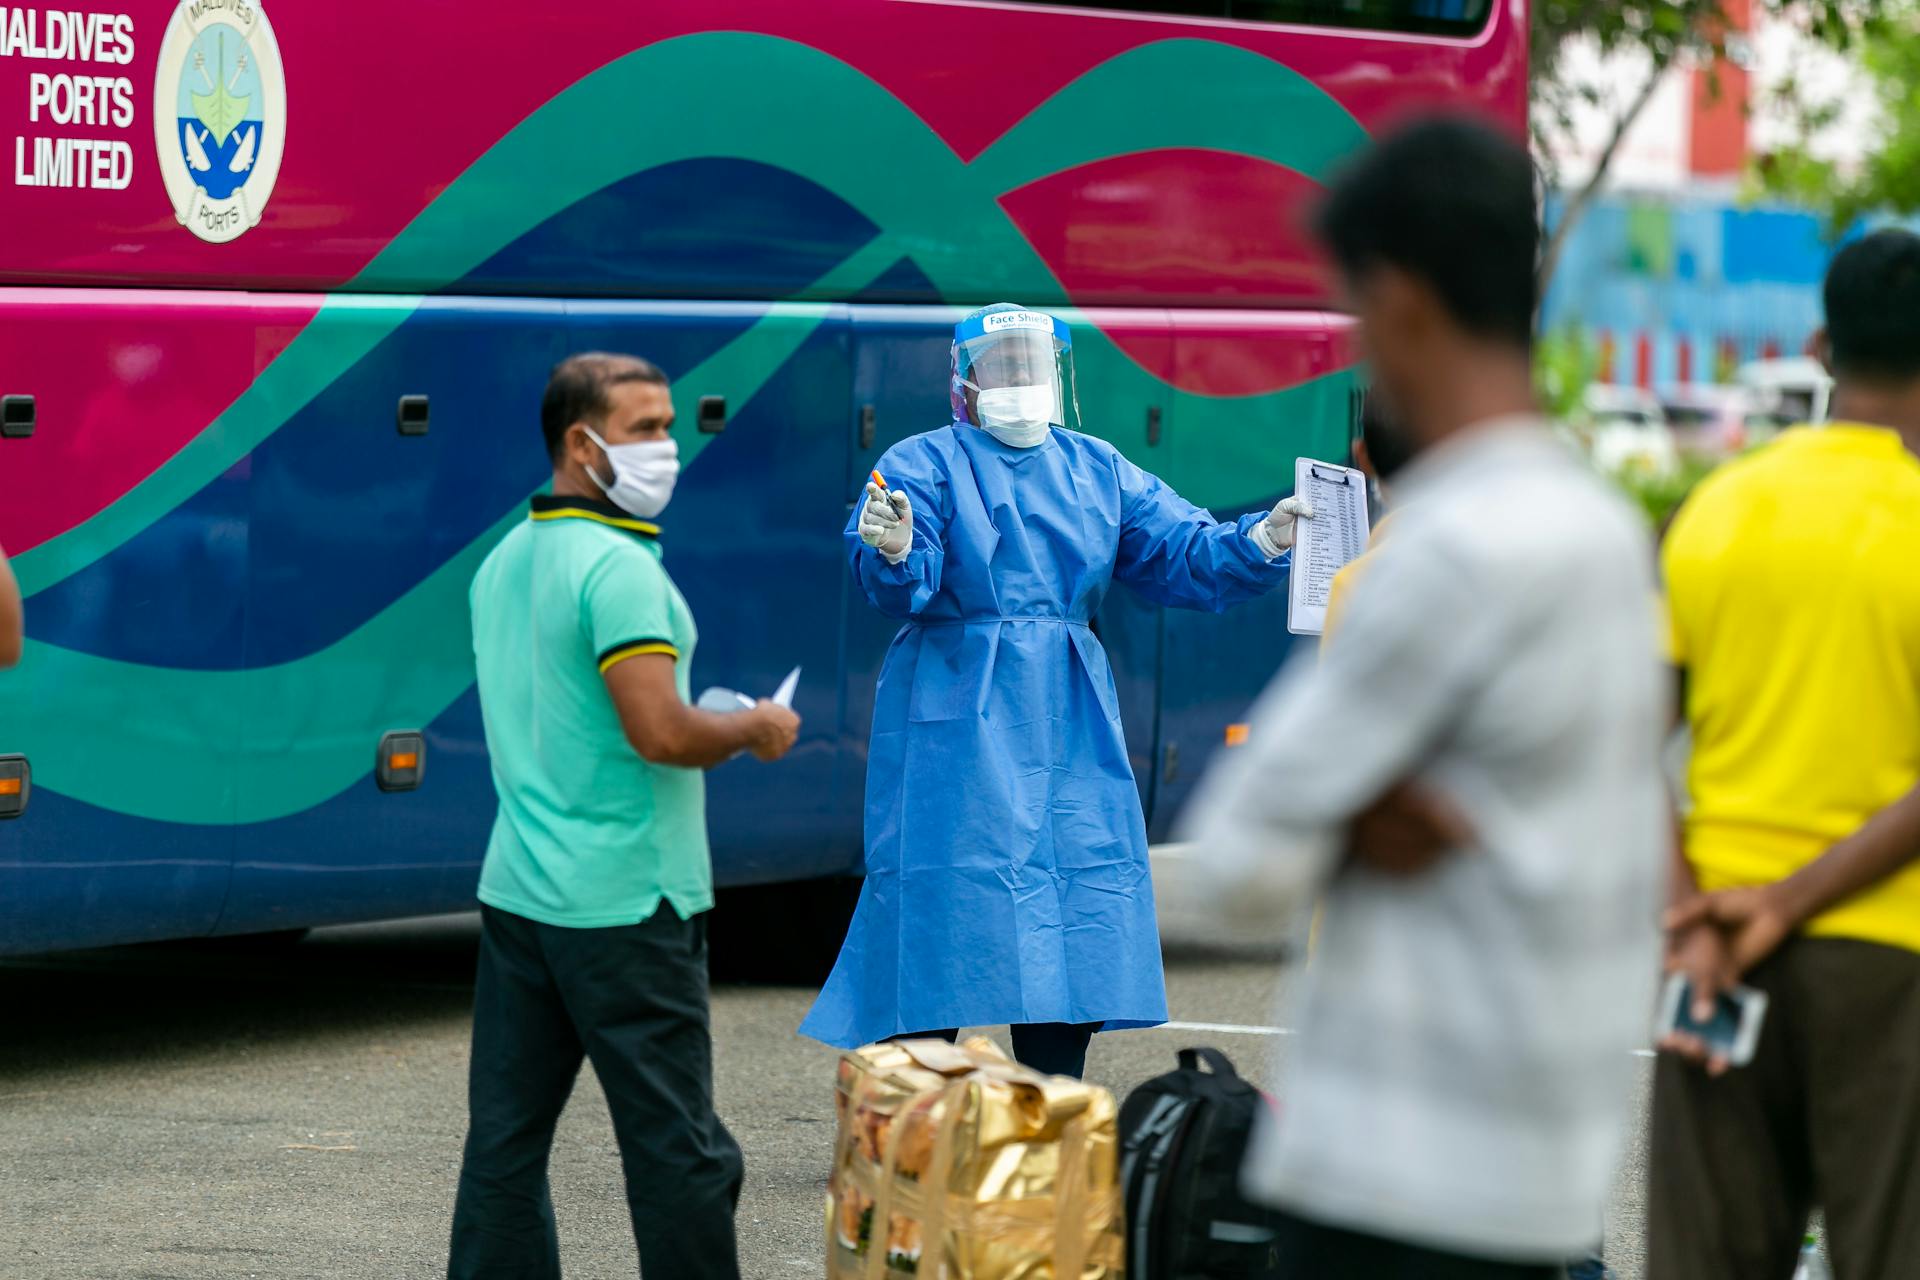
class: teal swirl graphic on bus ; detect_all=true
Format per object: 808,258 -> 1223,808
5,33 -> 1366,825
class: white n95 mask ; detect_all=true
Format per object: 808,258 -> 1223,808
973,383 -> 1055,448
585,429 -> 680,518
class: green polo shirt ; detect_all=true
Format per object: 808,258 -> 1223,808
469,495 -> 710,927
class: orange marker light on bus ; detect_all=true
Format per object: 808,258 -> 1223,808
375,731 -> 425,794
0,778 -> 18,796
1224,724 -> 1251,748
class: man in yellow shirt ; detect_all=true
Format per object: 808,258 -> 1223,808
1652,228 -> 1920,1278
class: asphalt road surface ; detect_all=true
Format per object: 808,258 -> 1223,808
0,915 -> 1653,1279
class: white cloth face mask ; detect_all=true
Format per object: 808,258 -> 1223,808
585,429 -> 680,518
972,383 -> 1056,448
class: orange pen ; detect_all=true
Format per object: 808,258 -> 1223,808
870,469 -> 888,490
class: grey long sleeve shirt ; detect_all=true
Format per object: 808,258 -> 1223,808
1183,420 -> 1668,1260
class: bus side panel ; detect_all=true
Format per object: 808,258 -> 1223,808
565,301 -> 859,887
1,2 -> 1526,306
1150,314 -> 1359,839
215,299 -> 567,934
0,294 -> 1356,951
223,299 -> 866,926
0,291 -> 255,953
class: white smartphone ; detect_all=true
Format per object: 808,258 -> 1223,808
1657,973 -> 1769,1067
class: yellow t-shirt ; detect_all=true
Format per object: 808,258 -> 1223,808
1663,424 -> 1920,953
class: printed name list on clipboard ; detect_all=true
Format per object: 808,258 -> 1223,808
1287,457 -> 1372,637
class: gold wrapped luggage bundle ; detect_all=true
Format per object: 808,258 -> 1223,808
827,1036 -> 1123,1279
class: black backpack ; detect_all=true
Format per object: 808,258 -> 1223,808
1119,1047 -> 1284,1279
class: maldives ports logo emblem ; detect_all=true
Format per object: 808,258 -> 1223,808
151,0 -> 287,243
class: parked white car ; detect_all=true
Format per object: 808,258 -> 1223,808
1583,384 -> 1681,478
1658,382 -> 1807,458
1736,357 -> 1832,427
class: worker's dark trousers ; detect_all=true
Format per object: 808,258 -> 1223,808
449,905 -> 743,1280
903,1022 -> 1100,1079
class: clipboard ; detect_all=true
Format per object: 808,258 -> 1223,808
1286,457 -> 1372,637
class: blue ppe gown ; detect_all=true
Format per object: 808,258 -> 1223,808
799,424 -> 1291,1049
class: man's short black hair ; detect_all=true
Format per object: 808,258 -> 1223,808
1314,116 -> 1539,350
1824,229 -> 1920,384
540,352 -> 669,460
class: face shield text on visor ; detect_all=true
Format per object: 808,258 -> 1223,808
951,307 -> 1078,449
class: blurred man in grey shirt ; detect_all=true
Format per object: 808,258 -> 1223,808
1185,120 -> 1666,1277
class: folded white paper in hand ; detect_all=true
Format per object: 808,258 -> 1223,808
698,666 -> 800,715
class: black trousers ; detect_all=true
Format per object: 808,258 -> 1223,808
448,904 -> 743,1280
1270,1211 -> 1568,1279
1649,936 -> 1920,1280
904,1023 -> 1099,1079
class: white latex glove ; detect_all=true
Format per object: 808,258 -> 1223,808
858,482 -> 913,565
1249,495 -> 1313,560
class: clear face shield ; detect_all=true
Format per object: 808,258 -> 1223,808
949,310 -> 1079,440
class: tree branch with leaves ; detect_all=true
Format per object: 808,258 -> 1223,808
1532,0 -> 1898,293
1749,4 -> 1920,232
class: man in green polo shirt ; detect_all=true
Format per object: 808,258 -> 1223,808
0,543 -> 20,668
449,352 -> 800,1280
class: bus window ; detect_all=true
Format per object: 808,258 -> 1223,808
1000,0 -> 1493,36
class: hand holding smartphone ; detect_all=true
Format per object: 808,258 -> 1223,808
1657,972 -> 1768,1068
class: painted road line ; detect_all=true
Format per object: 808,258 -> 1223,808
1163,1019 -> 1662,1059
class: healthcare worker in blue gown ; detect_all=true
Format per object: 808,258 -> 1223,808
799,304 -> 1311,1078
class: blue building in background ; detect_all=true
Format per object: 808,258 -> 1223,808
1541,191 -> 1920,388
